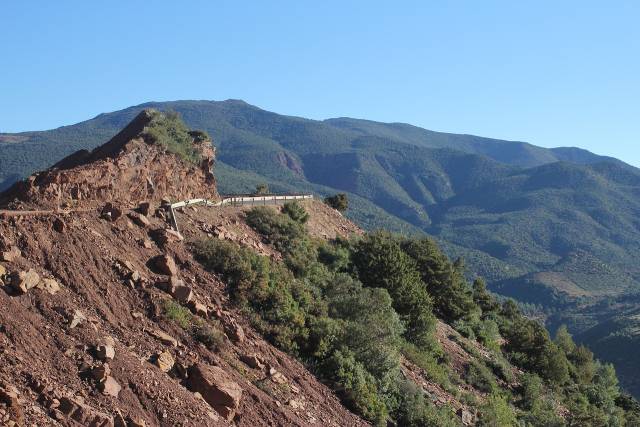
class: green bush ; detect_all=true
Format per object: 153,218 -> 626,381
323,349 -> 388,426
255,183 -> 269,195
163,299 -> 193,329
402,238 -> 476,322
188,129 -> 210,142
192,238 -> 310,353
193,320 -> 226,352
478,393 -> 517,427
282,201 -> 309,224
401,342 -> 453,391
142,110 -> 203,164
393,379 -> 459,427
352,231 -> 437,351
465,360 -> 497,393
324,193 -> 348,212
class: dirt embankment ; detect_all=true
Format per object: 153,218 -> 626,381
0,203 -> 367,426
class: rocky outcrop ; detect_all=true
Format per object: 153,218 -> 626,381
0,109 -> 219,210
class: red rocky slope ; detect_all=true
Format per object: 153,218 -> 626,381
0,111 -> 367,426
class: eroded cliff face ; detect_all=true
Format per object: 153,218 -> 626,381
0,110 -> 218,211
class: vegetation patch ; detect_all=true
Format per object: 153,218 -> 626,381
142,110 -> 205,164
191,203 -> 640,426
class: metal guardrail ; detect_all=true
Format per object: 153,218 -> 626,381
168,194 -> 314,232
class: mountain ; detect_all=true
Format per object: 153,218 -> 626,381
2,100 -> 638,302
1,110 -> 638,425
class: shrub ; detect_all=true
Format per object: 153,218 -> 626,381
393,379 -> 459,427
402,238 -> 476,322
188,129 -> 210,142
142,110 -> 202,164
323,349 -> 388,426
453,319 -> 476,340
245,206 -> 306,252
324,193 -> 349,212
465,360 -> 497,393
163,299 -> 193,329
282,201 -> 309,224
255,183 -> 269,195
401,342 -> 453,391
487,353 -> 514,384
193,320 -> 226,351
478,393 -> 517,427
472,319 -> 501,352
192,238 -> 310,353
352,231 -> 437,351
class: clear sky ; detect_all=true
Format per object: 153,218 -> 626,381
2,1 -> 639,166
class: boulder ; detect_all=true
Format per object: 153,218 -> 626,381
151,228 -> 184,246
69,310 -> 86,329
58,396 -> 114,426
128,417 -> 147,427
98,376 -> 121,398
90,364 -> 110,382
186,364 -> 242,421
154,351 -> 174,373
172,285 -> 194,304
157,276 -> 183,294
127,212 -> 150,228
458,408 -> 474,426
0,247 -> 20,262
0,264 -> 6,280
154,254 -> 178,276
52,217 -> 66,233
96,344 -> 115,361
223,321 -> 245,343
10,269 -> 40,294
138,201 -> 152,216
148,329 -> 178,347
101,203 -> 122,222
270,370 -> 288,385
240,354 -> 264,370
189,300 -> 208,318
0,384 -> 24,425
38,278 -> 61,295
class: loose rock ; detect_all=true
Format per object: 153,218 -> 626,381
0,247 -> 20,263
148,329 -> 178,347
37,278 -> 61,295
52,217 -> 66,233
127,212 -> 150,228
172,285 -> 194,304
90,364 -> 111,382
58,396 -> 113,426
240,354 -> 264,370
138,201 -> 152,216
9,269 -> 40,294
154,254 -> 178,276
69,310 -> 86,329
154,351 -> 174,373
223,321 -> 245,343
98,376 -> 121,398
96,344 -> 115,361
101,203 -> 123,222
186,364 -> 243,421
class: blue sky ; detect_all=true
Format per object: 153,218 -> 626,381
2,1 -> 639,166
